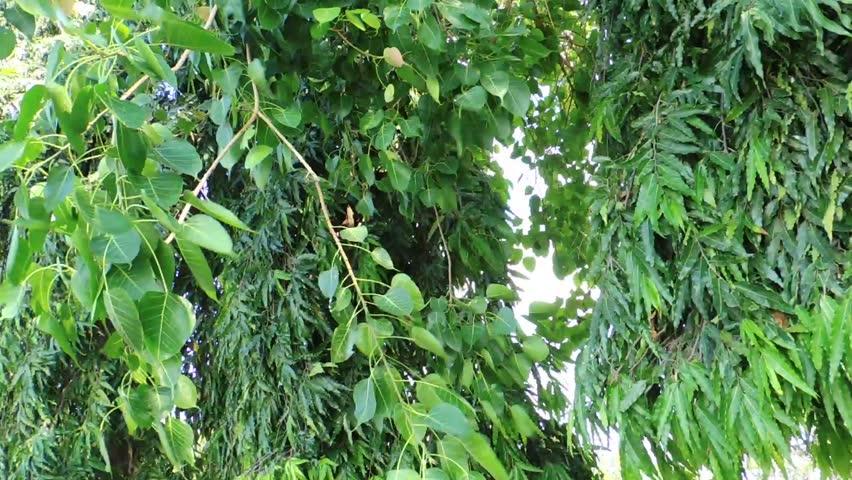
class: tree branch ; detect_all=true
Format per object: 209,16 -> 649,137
257,110 -> 370,316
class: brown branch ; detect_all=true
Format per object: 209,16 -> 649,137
165,44 -> 260,244
257,110 -> 370,316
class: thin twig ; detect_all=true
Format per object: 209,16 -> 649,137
433,206 -> 453,299
257,110 -> 370,315
86,5 -> 220,130
165,44 -> 260,244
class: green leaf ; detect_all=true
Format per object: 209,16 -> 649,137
353,377 -> 377,425
502,77 -> 531,117
176,236 -> 217,300
376,285 -> 414,317
387,470 -> 420,480
762,349 -> 816,397
510,404 -> 541,438
742,17 -> 763,79
360,110 -> 384,131
391,273 -> 425,311
36,314 -> 77,361
409,0 -> 433,11
97,92 -> 148,128
138,291 -> 195,360
361,11 -> 381,29
5,6 -> 35,39
313,7 -> 341,23
828,295 -> 849,384
411,326 -> 447,358
619,380 -> 648,412
157,14 -> 235,55
43,165 -> 75,212
733,283 -> 794,314
426,76 -> 441,103
0,141 -> 27,173
0,27 -> 16,60
245,144 -> 273,169
481,71 -> 509,98
106,261 -> 159,301
340,225 -> 368,243
426,402 -> 472,437
13,85 -> 47,141
104,287 -> 145,353
522,336 -> 549,362
386,159 -> 412,192
181,191 -> 251,231
374,122 -> 396,150
153,139 -> 203,176
318,267 -> 340,299
371,247 -> 395,269
92,230 -> 142,264
157,417 -> 195,467
455,86 -> 488,111
180,215 -> 234,255
174,375 -> 197,409
485,283 -> 514,300
418,15 -> 444,51
116,123 -> 149,174
464,433 -> 510,480
273,105 -> 302,128
129,173 -> 182,208
331,323 -> 356,363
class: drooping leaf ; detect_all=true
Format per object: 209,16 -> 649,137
152,139 -> 203,176
157,417 -> 195,467
425,402 -> 472,437
376,285 -> 414,317
353,377 -> 377,425
104,287 -> 145,353
318,267 -> 340,299
137,292 -> 195,360
180,215 -> 234,255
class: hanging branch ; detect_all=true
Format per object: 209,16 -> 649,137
257,110 -> 370,316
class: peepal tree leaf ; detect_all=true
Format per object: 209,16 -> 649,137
318,267 -> 340,299
0,27 -> 16,60
157,14 -> 235,55
340,225 -> 368,243
481,71 -> 509,98
153,139 -> 203,176
313,7 -> 341,23
43,165 -> 75,211
180,215 -> 234,255
331,323 -> 356,363
104,287 -> 145,352
157,417 -> 195,467
455,86 -> 488,111
425,403 -> 472,437
138,291 -> 195,360
376,285 -> 414,317
182,191 -> 251,231
371,247 -> 395,269
353,378 -> 377,425
502,77 -> 531,117
92,229 -> 142,264
176,236 -> 218,300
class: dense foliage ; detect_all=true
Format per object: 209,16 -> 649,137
0,0 -> 597,479
528,0 -> 852,478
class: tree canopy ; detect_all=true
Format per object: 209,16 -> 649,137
527,0 -> 851,478
0,0 -> 595,478
1,0 -> 850,479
